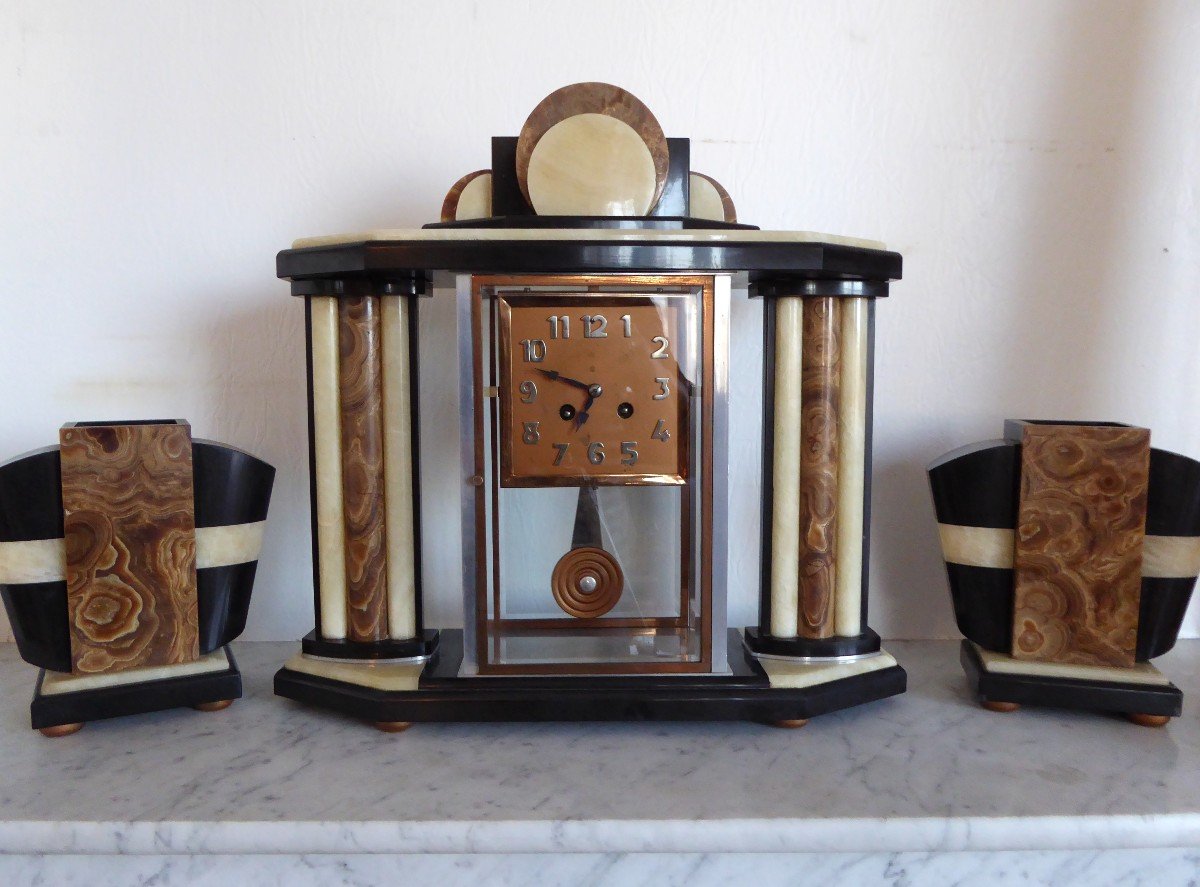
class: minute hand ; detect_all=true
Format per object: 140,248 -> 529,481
536,368 -> 593,392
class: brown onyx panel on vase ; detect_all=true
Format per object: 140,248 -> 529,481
798,297 -> 840,638
1011,422 -> 1150,667
337,295 -> 389,642
59,422 -> 199,674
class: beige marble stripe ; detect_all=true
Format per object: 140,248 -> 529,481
0,522 -> 267,584
40,648 -> 231,695
195,521 -> 266,569
973,642 -> 1171,686
381,297 -> 418,640
0,538 -> 64,584
759,648 -> 898,690
940,525 -> 1200,580
294,229 -> 888,249
769,297 -> 803,638
938,524 -> 1015,569
310,296 -> 348,640
1143,535 -> 1200,579
283,652 -> 421,691
834,298 -> 868,636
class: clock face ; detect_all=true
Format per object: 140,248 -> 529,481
498,295 -> 691,486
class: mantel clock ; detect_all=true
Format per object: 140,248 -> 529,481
273,83 -> 906,729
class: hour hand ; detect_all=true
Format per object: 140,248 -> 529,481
536,367 -> 591,392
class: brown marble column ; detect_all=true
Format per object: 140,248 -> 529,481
797,297 -> 841,638
338,295 -> 389,642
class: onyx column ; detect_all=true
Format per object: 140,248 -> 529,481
746,283 -> 883,658
301,281 -> 436,659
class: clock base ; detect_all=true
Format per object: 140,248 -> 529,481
960,640 -> 1182,724
30,646 -> 242,734
272,629 -> 906,726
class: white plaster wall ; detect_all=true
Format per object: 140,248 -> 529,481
1,0 -> 1197,643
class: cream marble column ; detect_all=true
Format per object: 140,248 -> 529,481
381,296 -> 418,640
834,298 -> 869,636
309,296 -> 348,640
769,297 -> 803,638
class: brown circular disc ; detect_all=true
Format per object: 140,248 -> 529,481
688,172 -> 737,223
515,82 -> 669,215
440,169 -> 492,222
551,546 -> 624,618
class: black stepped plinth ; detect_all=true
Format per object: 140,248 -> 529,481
274,629 -> 906,725
30,646 -> 242,731
959,640 -> 1182,719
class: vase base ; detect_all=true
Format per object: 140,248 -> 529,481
960,640 -> 1181,724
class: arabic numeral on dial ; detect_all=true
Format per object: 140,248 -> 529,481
552,442 -> 569,465
582,314 -> 608,338
548,315 -> 569,338
621,314 -> 632,337
587,441 -> 605,464
653,377 -> 670,400
519,380 -> 537,403
521,339 -> 547,362
522,421 -> 540,445
651,336 -> 669,359
651,419 -> 670,442
620,441 -> 638,466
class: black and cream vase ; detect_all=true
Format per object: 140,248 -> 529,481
0,422 -> 275,736
928,419 -> 1200,726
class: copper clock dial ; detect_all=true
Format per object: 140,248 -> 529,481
499,296 -> 690,485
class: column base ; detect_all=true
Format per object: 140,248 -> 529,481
300,629 -> 440,660
743,626 -> 881,659
30,646 -> 242,733
960,640 -> 1182,722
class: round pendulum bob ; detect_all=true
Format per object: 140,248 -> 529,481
551,547 -> 624,618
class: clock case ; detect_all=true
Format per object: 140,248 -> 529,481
273,128 -> 906,727
474,275 -> 714,676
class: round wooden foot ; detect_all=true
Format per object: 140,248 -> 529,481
192,699 -> 234,712
772,718 -> 809,729
1128,713 -> 1170,728
982,700 -> 1020,713
39,722 -> 84,738
374,721 -> 413,733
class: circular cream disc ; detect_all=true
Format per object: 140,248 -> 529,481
526,113 -> 657,216
454,173 -> 492,220
689,173 -> 725,221
688,172 -> 736,223
440,169 -> 492,222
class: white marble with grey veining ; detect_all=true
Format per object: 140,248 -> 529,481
3,640 -> 1200,880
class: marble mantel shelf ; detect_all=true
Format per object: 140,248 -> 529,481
3,641 -> 1200,858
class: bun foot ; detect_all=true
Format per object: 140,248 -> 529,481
193,699 -> 235,712
982,700 -> 1020,713
1128,713 -> 1170,728
39,722 -> 84,738
772,719 -> 809,729
374,721 -> 412,733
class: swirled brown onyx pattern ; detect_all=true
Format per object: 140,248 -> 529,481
338,296 -> 389,642
797,297 -> 841,638
1012,424 -> 1150,667
59,423 -> 198,674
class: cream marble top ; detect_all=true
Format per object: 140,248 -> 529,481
291,228 -> 888,250
2,640 -> 1199,855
